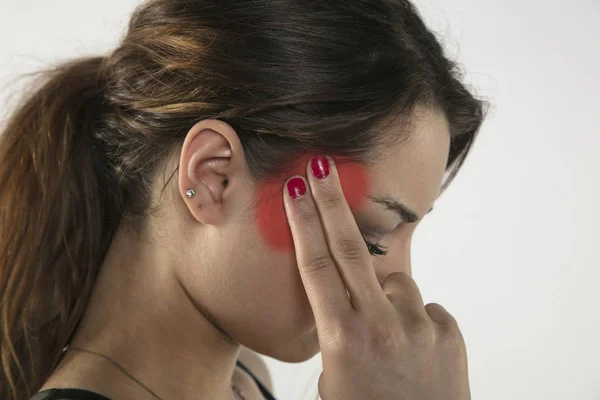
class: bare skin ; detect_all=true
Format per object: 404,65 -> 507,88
283,156 -> 470,399
38,105 -> 458,399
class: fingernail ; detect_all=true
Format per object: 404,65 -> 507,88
287,177 -> 306,199
311,155 -> 330,180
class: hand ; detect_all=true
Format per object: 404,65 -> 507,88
282,155 -> 471,400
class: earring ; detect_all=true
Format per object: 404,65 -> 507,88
186,180 -> 227,199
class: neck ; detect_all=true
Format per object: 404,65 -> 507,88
60,222 -> 243,400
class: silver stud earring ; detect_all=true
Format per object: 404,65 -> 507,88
185,189 -> 196,198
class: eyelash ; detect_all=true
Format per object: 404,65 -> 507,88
360,231 -> 388,256
365,240 -> 388,256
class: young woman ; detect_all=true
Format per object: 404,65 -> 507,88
0,0 -> 487,399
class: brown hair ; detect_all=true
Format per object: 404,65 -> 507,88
0,0 -> 488,398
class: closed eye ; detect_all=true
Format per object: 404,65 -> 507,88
358,229 -> 389,256
365,239 -> 388,256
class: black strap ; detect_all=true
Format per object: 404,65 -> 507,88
236,359 -> 277,400
30,388 -> 111,400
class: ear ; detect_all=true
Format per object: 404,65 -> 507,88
178,119 -> 244,226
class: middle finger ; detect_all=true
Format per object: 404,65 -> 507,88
306,155 -> 383,310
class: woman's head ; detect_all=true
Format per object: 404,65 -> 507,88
0,0 -> 487,398
162,107 -> 451,362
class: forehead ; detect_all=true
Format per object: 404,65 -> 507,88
366,107 -> 451,219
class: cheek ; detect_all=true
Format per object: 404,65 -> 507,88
255,154 -> 371,253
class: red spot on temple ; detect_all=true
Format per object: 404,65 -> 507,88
255,154 -> 371,253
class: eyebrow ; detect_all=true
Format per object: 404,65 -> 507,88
367,195 -> 433,223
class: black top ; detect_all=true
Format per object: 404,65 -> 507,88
31,359 -> 277,400
30,389 -> 110,400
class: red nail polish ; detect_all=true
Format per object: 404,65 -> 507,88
311,155 -> 330,179
287,177 -> 306,199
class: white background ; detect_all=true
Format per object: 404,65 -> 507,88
1,1 -> 599,399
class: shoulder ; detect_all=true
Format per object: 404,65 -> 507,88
237,346 -> 273,394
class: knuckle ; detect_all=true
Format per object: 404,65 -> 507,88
335,238 -> 365,263
388,271 -> 413,285
319,194 -> 344,212
425,306 -> 466,352
424,302 -> 458,327
383,272 -> 415,292
304,254 -> 335,275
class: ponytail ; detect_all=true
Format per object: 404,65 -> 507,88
0,56 -> 122,399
